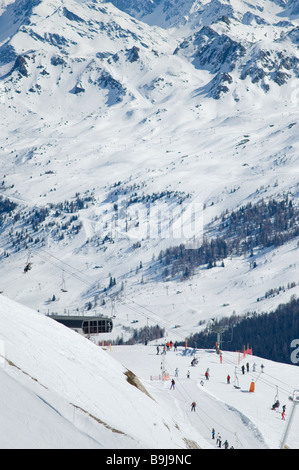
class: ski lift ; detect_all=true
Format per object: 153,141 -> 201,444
233,367 -> 241,389
24,253 -> 32,273
60,272 -> 68,293
272,386 -> 280,410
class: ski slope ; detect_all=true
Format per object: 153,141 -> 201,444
0,0 -> 298,333
110,344 -> 299,450
0,292 -> 299,449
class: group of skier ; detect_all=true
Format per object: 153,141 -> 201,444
271,400 -> 286,420
164,344 -> 288,449
212,428 -> 233,449
157,340 -> 178,355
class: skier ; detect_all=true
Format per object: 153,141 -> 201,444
282,404 -> 286,420
216,433 -> 221,447
170,379 -> 175,390
246,362 -> 249,372
191,401 -> 196,412
272,400 -> 280,410
241,365 -> 245,375
175,367 -> 179,377
227,374 -> 230,384
211,428 -> 215,440
205,368 -> 209,380
223,440 -> 229,449
187,370 -> 190,379
252,363 -> 256,372
156,346 -> 160,355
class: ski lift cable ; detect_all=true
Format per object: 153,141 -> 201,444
220,354 -> 272,392
240,367 -> 291,396
32,255 -> 83,287
31,251 -> 96,289
257,376 -> 290,397
122,302 -> 190,343
221,350 -> 295,393
38,247 -> 93,278
33,249 -> 95,284
262,371 -> 299,392
22,248 -> 95,292
29,248 -> 196,339
33,248 -> 195,339
29,230 -> 219,342
222,354 -> 283,390
221,353 -> 293,397
124,302 -> 197,344
121,293 -> 196,339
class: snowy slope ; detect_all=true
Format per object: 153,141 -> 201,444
0,293 -> 205,448
0,0 -> 298,349
1,292 -> 299,449
110,342 -> 299,450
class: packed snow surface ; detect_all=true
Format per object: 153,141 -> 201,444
0,293 -> 299,449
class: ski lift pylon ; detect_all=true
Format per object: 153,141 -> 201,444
61,271 -> 68,293
111,298 -> 116,319
233,366 -> 241,389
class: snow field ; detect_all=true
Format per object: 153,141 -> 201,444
109,343 -> 299,449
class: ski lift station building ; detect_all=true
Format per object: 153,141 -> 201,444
48,314 -> 113,336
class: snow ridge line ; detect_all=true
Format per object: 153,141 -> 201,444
71,404 -> 128,436
1,353 -> 47,389
0,352 -> 132,439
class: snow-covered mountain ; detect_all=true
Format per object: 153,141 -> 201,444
0,0 -> 298,350
1,292 -> 299,449
0,293 -> 201,448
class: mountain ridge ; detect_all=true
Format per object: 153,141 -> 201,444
0,0 -> 298,346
